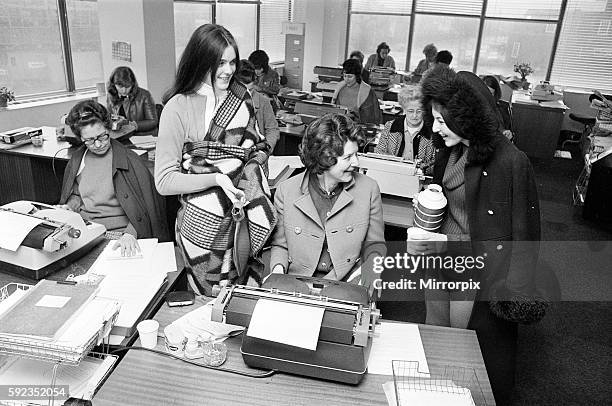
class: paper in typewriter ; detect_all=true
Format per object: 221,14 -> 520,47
246,299 -> 324,350
0,209 -> 43,251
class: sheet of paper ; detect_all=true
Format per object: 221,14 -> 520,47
246,299 -> 324,350
88,239 -> 176,332
368,322 -> 430,376
394,387 -> 475,406
0,210 -> 43,251
35,295 -> 71,308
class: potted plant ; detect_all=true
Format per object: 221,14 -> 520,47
0,86 -> 15,107
513,62 -> 534,90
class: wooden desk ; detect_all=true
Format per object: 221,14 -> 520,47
95,297 -> 494,405
511,96 -> 566,161
0,127 -> 72,205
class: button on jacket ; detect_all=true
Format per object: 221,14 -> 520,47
270,171 -> 386,283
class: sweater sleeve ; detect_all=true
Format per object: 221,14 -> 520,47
154,98 -> 217,196
269,183 -> 289,271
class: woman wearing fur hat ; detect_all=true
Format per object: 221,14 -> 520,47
409,65 -> 541,405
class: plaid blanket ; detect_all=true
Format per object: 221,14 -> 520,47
176,80 -> 276,295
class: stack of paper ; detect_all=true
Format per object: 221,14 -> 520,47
0,281 -> 120,363
383,380 -> 476,406
130,135 -> 158,150
87,239 -> 176,343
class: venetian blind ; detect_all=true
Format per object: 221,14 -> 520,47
550,0 -> 612,91
351,0 -> 413,14
259,0 -> 290,63
485,0 -> 562,20
415,0 -> 483,16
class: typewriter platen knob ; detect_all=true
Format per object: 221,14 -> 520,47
68,227 -> 81,239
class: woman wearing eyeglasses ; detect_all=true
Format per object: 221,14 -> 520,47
374,85 -> 436,175
58,100 -> 169,256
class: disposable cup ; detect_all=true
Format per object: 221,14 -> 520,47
137,319 -> 159,349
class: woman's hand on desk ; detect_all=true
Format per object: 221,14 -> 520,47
55,204 -> 73,211
113,233 -> 141,257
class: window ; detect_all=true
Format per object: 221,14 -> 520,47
550,0 -> 612,92
173,1 -> 212,65
173,0 -> 289,65
415,0 -> 482,15
410,14 -> 480,72
67,0 -> 104,90
216,2 -> 257,59
351,0 -> 412,14
478,20 -> 556,83
348,14 -> 411,70
260,0 -> 290,63
0,0 -> 103,100
485,0 -> 562,20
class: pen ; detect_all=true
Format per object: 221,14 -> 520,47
57,280 -> 77,285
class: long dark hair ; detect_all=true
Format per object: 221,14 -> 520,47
162,24 -> 239,104
482,75 -> 502,102
107,66 -> 138,106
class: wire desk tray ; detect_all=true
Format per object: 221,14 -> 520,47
0,351 -> 118,406
0,283 -> 118,365
392,360 -> 489,406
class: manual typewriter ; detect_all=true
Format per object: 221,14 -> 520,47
211,274 -> 380,384
0,201 -> 106,279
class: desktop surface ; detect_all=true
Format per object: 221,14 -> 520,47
94,297 -> 495,406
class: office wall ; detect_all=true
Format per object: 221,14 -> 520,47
294,0 -> 349,90
0,96 -> 96,132
98,0 -> 175,103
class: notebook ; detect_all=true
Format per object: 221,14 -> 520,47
0,280 -> 98,340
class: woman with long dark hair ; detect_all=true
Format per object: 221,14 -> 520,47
106,66 -> 158,137
155,24 -> 276,295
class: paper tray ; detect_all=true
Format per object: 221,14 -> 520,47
392,360 -> 488,406
0,283 -> 119,365
0,352 -> 118,406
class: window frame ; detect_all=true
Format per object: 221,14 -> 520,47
346,0 -> 569,82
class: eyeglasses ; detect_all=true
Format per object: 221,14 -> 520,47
405,109 -> 424,116
83,132 -> 110,146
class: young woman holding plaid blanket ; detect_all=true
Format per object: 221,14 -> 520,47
155,24 -> 277,295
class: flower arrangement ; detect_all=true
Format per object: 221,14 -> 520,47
0,86 -> 15,107
513,62 -> 534,81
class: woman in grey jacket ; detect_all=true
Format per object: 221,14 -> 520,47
270,114 -> 386,296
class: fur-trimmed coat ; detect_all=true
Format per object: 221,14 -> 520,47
422,67 -> 541,301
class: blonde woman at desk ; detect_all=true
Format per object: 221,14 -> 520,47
332,58 -> 383,125
411,66 -> 542,404
269,114 -> 386,297
374,85 -> 436,175
58,100 -> 169,256
155,24 -> 275,296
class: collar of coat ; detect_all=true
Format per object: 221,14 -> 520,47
294,170 -> 357,228
74,139 -> 131,177
332,80 -> 372,108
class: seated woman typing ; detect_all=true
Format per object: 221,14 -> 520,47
269,114 -> 386,296
374,85 -> 436,175
107,66 -> 158,137
58,100 -> 169,256
332,58 -> 382,125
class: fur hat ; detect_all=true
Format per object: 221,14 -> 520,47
421,65 -> 499,164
